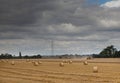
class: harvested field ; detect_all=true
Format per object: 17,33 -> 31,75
0,58 -> 120,83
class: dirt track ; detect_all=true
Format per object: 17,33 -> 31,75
0,58 -> 120,83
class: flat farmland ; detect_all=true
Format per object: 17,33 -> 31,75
0,58 -> 120,83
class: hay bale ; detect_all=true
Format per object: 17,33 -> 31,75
63,60 -> 68,63
11,61 -> 15,65
26,59 -> 30,62
83,61 -> 88,65
32,61 -> 35,63
6,60 -> 9,62
93,66 -> 98,73
68,60 -> 72,64
59,62 -> 64,67
1,59 -> 5,62
38,61 -> 42,64
87,56 -> 92,60
34,62 -> 39,66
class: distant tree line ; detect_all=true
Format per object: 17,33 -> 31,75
23,54 -> 42,59
0,45 -> 120,59
0,53 -> 13,59
93,45 -> 120,58
58,54 -> 82,59
0,53 -> 42,59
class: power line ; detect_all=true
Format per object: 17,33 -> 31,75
51,40 -> 54,56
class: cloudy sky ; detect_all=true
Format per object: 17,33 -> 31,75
0,0 -> 120,56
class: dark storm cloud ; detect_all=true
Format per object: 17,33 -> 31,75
0,0 -> 88,39
0,0 -> 120,40
0,0 -> 60,26
0,0 -> 120,55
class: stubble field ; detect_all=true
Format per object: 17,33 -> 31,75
0,58 -> 120,83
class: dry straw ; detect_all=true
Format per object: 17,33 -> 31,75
93,66 -> 98,73
34,62 -> 39,66
11,61 -> 15,65
59,62 -> 64,67
38,61 -> 42,64
26,59 -> 30,62
68,60 -> 72,64
83,61 -> 88,65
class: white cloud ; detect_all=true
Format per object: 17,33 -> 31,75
101,0 -> 120,8
47,23 -> 81,34
99,19 -> 120,27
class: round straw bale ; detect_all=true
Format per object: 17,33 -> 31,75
93,66 -> 98,73
26,59 -> 30,62
83,61 -> 88,65
34,62 -> 39,66
38,61 -> 42,64
11,61 -> 15,65
68,60 -> 72,64
59,62 -> 64,67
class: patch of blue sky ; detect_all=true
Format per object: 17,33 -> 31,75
86,0 -> 112,5
98,0 -> 112,4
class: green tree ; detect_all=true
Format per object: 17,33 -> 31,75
0,53 -> 13,59
99,45 -> 117,58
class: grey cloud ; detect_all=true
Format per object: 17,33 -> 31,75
0,0 -> 119,41
0,0 -> 60,26
0,0 -> 120,55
